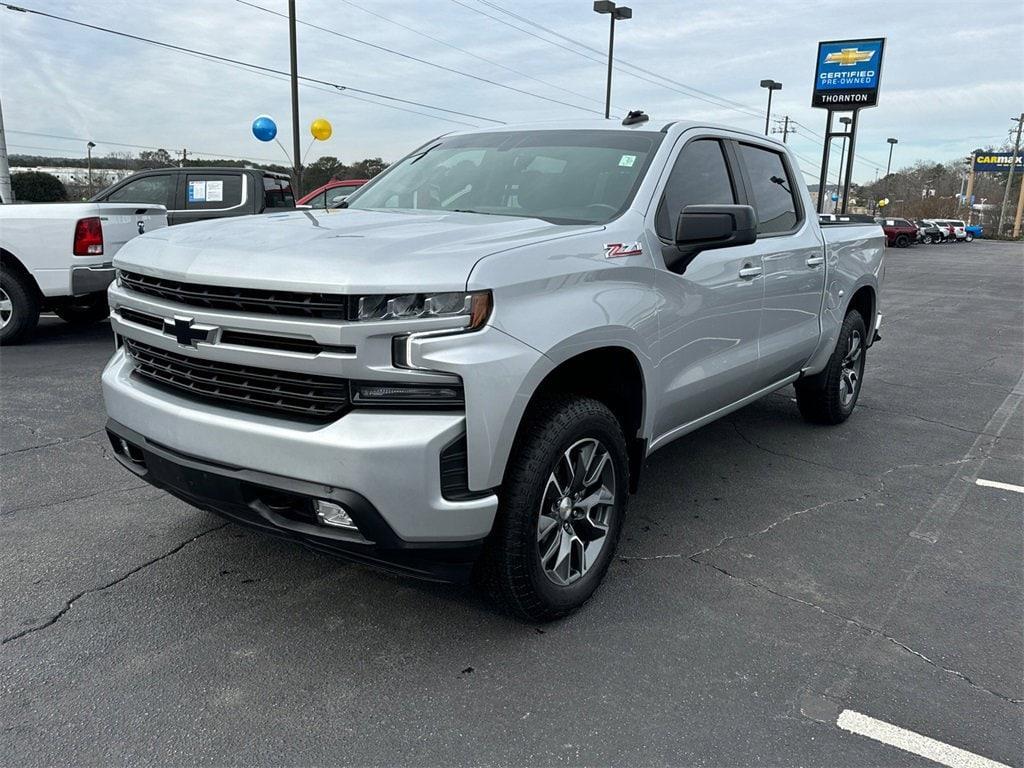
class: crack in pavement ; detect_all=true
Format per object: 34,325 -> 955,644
858,402 -> 1023,442
1,483 -> 155,517
0,428 -> 106,458
2,523 -> 229,646
730,422 -> 863,476
690,558 -> 1024,706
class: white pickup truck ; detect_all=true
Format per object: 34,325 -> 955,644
0,203 -> 167,343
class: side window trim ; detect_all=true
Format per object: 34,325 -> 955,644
170,172 -> 248,213
654,133 -> 744,243
732,140 -> 805,238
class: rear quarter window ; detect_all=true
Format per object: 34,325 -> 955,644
264,176 -> 295,209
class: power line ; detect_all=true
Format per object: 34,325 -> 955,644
7,130 -> 282,164
337,0 -> 611,110
236,0 -> 604,116
1,2 -> 503,126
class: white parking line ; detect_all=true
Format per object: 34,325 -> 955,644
975,478 -> 1024,494
837,710 -> 1011,768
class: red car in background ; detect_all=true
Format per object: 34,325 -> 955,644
874,217 -> 918,248
297,179 -> 368,208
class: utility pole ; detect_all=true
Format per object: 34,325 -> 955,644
86,141 -> 96,197
771,116 -> 794,143
997,113 -> 1023,237
288,0 -> 303,195
1013,169 -> 1024,238
964,151 -> 978,223
0,94 -> 12,204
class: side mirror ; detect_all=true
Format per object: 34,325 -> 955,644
666,204 -> 757,273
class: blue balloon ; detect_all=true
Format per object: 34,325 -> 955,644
252,115 -> 277,142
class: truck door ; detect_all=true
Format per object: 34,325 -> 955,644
647,136 -> 765,438
732,142 -> 826,386
175,173 -> 247,225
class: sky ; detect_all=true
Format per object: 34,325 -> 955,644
2,0 -> 1022,185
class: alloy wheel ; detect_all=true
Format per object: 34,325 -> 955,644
839,328 -> 864,408
0,287 -> 12,330
536,438 -> 617,586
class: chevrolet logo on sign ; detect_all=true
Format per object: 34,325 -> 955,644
825,48 -> 876,66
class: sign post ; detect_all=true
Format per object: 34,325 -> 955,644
811,38 -> 886,214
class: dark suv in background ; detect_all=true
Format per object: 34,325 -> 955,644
93,167 -> 294,225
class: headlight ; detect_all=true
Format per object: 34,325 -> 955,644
356,290 -> 491,329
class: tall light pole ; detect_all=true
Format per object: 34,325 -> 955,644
834,116 -> 852,213
288,0 -> 302,195
884,137 -> 898,178
593,1 -> 631,120
759,79 -> 781,135
86,141 -> 96,197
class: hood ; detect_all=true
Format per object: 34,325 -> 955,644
113,208 -> 600,293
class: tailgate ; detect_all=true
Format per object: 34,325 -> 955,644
97,205 -> 168,257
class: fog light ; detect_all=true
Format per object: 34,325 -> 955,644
315,500 -> 357,530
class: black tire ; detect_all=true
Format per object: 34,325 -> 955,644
894,234 -> 910,248
795,310 -> 867,425
481,395 -> 629,622
54,293 -> 110,326
0,267 -> 41,345
922,234 -> 933,244
965,233 -> 974,242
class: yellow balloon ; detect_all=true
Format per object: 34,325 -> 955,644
310,118 -> 332,141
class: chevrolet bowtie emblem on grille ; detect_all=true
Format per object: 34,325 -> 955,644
163,316 -> 216,347
825,48 -> 875,66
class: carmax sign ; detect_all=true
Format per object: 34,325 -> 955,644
812,38 -> 886,109
973,153 -> 1023,173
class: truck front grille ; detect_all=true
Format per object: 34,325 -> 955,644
124,339 -> 350,421
119,270 -> 351,319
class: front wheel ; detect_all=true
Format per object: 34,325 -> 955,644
481,395 -> 628,622
795,310 -> 867,425
965,233 -> 974,242
922,234 -> 933,244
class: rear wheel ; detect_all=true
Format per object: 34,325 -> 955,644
54,293 -> 110,326
0,268 -> 41,345
795,310 -> 867,425
481,395 -> 628,622
894,234 -> 910,248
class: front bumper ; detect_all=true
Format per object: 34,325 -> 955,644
101,349 -> 499,546
106,420 -> 483,582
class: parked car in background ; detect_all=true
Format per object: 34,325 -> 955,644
0,202 -> 167,344
920,219 -> 954,243
915,220 -> 943,244
874,217 -> 918,247
937,219 -> 968,241
92,167 -> 294,225
103,119 -> 885,620
298,179 -> 368,209
965,223 -> 983,240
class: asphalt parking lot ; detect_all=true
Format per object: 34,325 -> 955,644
2,239 -> 1022,767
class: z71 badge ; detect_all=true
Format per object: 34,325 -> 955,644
604,242 -> 643,258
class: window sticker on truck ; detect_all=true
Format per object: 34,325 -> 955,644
618,154 -> 637,167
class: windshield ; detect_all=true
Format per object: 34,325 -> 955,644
345,129 -> 664,224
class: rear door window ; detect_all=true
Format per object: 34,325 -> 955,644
737,144 -> 800,235
655,139 -> 736,240
264,176 -> 295,209
185,174 -> 243,210
105,174 -> 176,207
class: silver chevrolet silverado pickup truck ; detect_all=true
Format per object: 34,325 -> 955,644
102,117 -> 884,621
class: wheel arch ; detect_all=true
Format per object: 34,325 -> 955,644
515,344 -> 650,493
0,248 -> 43,300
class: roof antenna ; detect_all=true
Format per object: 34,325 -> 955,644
622,110 -> 649,126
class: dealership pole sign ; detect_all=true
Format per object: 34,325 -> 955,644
812,38 -> 886,109
973,153 -> 1023,173
811,37 -> 886,215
